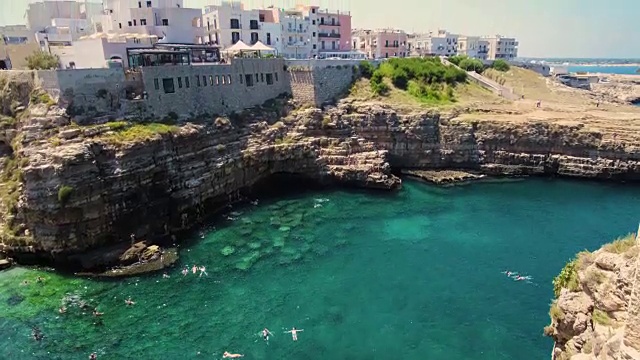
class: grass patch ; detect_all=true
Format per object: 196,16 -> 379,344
592,309 -> 612,326
549,301 -> 565,321
575,250 -> 594,270
105,121 -> 128,131
553,257 -> 580,297
602,233 -> 636,254
582,340 -> 593,354
30,90 -> 55,106
102,123 -> 179,145
0,115 -> 16,128
275,135 -> 296,145
583,268 -> 606,286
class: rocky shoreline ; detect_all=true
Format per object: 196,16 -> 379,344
545,234 -> 640,359
401,169 -> 485,185
3,72 -> 640,274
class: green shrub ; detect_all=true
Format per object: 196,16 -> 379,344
105,121 -> 128,131
103,123 -> 179,145
359,61 -> 375,79
492,59 -> 510,72
458,58 -> 485,73
26,51 -> 60,70
553,258 -> 580,297
391,68 -> 409,89
549,302 -> 565,321
448,55 -> 467,66
58,185 -> 73,205
30,91 -> 55,106
371,81 -> 389,95
592,309 -> 612,326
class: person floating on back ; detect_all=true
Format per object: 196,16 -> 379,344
262,328 -> 273,341
223,351 -> 244,358
125,298 -> 135,306
284,327 -> 304,341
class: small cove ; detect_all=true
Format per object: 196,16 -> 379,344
1,178 -> 640,360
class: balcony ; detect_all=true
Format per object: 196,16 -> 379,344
318,32 -> 340,38
319,21 -> 340,26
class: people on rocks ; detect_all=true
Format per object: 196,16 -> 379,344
284,327 -> 303,341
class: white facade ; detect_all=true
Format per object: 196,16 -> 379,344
408,30 -> 458,57
95,0 -> 203,43
26,1 -> 102,31
457,36 -> 489,60
483,35 -> 518,60
280,10 -> 316,59
52,35 -> 155,69
202,1 -> 263,47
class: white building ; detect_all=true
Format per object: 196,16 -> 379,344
408,30 -> 458,57
0,25 -> 33,45
26,1 -> 102,31
482,35 -> 518,60
457,36 -> 489,60
279,8 -> 316,59
202,1 -> 263,47
94,0 -> 203,44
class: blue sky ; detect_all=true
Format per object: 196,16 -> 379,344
2,0 -> 639,58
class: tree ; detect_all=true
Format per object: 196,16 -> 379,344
359,60 -> 375,79
26,51 -> 60,70
458,58 -> 485,73
491,59 -> 510,72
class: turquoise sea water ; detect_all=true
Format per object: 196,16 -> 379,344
2,178 -> 640,360
567,65 -> 639,75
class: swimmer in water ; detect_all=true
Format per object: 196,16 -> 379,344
59,306 -> 67,314
162,272 -> 170,279
199,266 -> 208,277
222,351 -> 244,358
182,267 -> 188,276
192,265 -> 198,274
21,280 -> 29,286
89,352 -> 97,360
36,276 -> 45,283
284,327 -> 303,341
125,298 -> 135,306
92,308 -> 104,317
262,328 -> 273,341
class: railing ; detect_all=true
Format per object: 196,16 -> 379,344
318,33 -> 340,38
319,22 -> 341,26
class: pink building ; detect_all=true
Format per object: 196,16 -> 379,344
352,29 -> 407,59
315,8 -> 352,52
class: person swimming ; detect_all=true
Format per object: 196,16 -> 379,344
285,327 -> 303,341
262,328 -> 273,341
89,352 -> 97,360
199,266 -> 208,277
125,298 -> 135,306
92,308 -> 104,317
192,265 -> 198,274
31,326 -> 43,341
182,267 -> 188,276
162,272 -> 170,279
59,306 -> 67,314
222,351 -> 244,358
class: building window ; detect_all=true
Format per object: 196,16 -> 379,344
312,20 -> 316,25
196,76 -> 200,87
203,76 -> 207,86
250,20 -> 259,30
138,1 -> 142,8
177,77 -> 182,88
261,73 -> 265,82
251,32 -> 258,44
162,19 -> 169,26
146,1 -> 151,7
274,73 -> 278,82
300,36 -> 303,41
223,75 -> 227,85
230,19 -> 240,29
119,23 -> 122,29
215,75 -> 220,85
259,14 -> 265,22
184,77 -> 190,88
245,74 -> 254,86
209,75 -> 214,86
227,75 -> 232,84
313,32 -> 316,37
312,8 -> 316,13
313,44 -> 316,49
385,53 -> 389,58
232,32 -> 240,44
154,78 -> 159,90
255,73 -> 259,83
162,78 -> 175,94
385,40 -> 389,46
266,73 -> 273,85
266,33 -> 271,45
288,36 -> 292,43
140,19 -> 147,26
133,19 -> 137,26
239,74 -> 243,84
128,21 -> 132,26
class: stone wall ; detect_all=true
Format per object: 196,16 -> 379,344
287,65 -> 357,106
140,58 -> 290,117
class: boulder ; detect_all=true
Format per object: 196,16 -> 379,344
595,252 -> 622,272
0,258 -> 11,270
119,241 -> 147,264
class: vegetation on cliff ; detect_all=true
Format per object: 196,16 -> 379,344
366,58 -> 469,104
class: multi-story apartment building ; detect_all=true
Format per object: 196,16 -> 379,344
203,1 -> 262,47
315,7 -> 351,53
407,29 -> 458,57
352,28 -> 407,59
94,0 -> 204,44
457,36 -> 489,60
24,1 -> 102,48
482,35 -> 518,60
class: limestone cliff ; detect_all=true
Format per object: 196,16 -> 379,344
545,234 -> 640,360
3,78 -> 640,269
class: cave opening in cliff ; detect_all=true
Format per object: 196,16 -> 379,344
245,172 -> 325,201
632,98 -> 640,106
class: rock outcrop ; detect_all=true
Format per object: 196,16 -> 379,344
591,75 -> 640,104
545,234 -> 640,360
3,76 -> 640,270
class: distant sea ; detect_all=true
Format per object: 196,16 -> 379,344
519,58 -> 640,75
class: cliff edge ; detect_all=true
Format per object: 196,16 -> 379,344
545,233 -> 640,360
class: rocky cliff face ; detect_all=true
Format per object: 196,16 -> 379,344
591,75 -> 640,104
545,234 -> 640,360
3,95 -> 640,269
